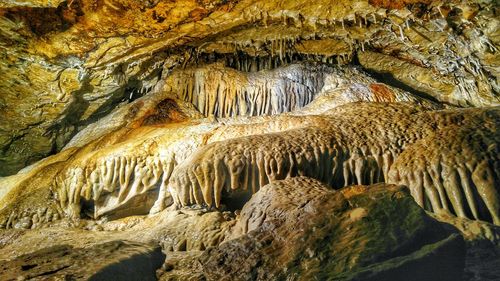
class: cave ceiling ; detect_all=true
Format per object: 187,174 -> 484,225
0,0 -> 498,176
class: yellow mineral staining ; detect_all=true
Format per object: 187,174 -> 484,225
0,0 -> 499,279
1,0 -> 498,178
1,83 -> 497,232
2,95 -> 498,228
0,0 -> 66,8
0,0 -> 498,231
167,63 -> 322,118
295,39 -> 351,57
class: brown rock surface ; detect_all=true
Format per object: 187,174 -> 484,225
0,240 -> 165,281
159,177 -> 466,281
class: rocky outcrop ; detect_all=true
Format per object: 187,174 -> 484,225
0,0 -> 66,8
0,0 -> 499,279
1,102 -> 498,229
388,109 -> 500,225
0,240 -> 165,281
0,208 -> 233,261
159,178 -> 466,281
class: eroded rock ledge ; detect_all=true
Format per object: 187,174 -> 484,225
193,178 -> 465,281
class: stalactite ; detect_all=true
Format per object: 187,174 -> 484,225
165,104 -> 500,225
166,103 -> 426,209
171,64 -> 325,118
398,24 -> 405,41
168,126 -> 382,209
388,108 -> 500,224
54,154 -> 177,218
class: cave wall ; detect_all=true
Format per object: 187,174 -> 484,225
0,0 -> 498,176
0,1 -> 499,280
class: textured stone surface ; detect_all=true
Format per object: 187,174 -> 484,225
0,240 -> 165,281
1,102 -> 498,230
159,178 -> 466,281
168,103 -> 499,225
0,0 -> 498,175
0,0 -> 499,279
0,207 -> 233,261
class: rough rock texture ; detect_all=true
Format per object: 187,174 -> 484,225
1,102 -> 498,231
0,0 -> 66,8
388,110 -> 500,225
0,205 -> 233,261
0,0 -> 498,176
0,241 -> 165,281
159,177 -> 465,281
168,103 -> 499,225
0,0 -> 499,280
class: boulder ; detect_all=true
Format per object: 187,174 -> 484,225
160,177 -> 465,281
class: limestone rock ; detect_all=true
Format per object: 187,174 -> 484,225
167,103 -> 500,225
159,178 -> 465,281
0,1 -> 66,8
0,0 -> 499,279
0,207 -> 233,261
0,0 -> 498,175
1,102 -> 498,229
0,240 -> 165,281
389,108 -> 500,225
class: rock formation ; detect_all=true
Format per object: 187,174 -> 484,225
0,0 -> 499,280
0,241 -> 165,281
165,178 -> 466,281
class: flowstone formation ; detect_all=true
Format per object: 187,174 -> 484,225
0,0 -> 499,280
